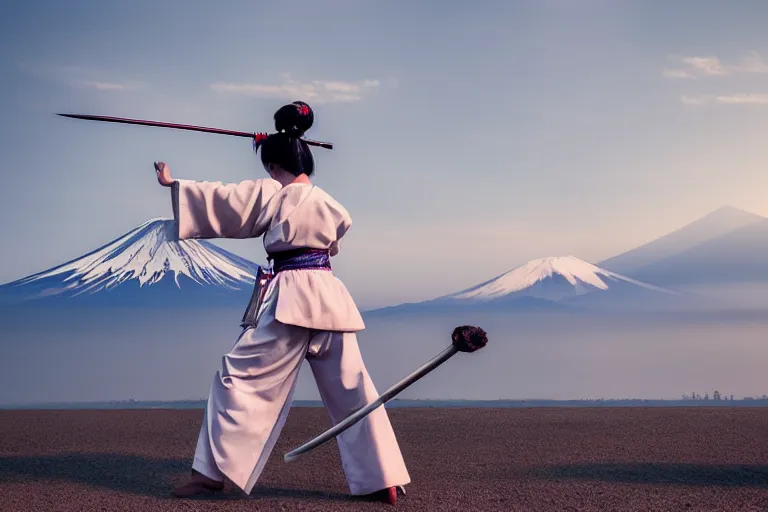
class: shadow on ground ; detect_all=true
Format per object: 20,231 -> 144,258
523,463 -> 768,487
0,453 -> 352,502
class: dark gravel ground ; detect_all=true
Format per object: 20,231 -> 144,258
2,407 -> 768,511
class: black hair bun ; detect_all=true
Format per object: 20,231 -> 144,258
274,101 -> 314,138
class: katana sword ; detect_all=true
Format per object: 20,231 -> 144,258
283,325 -> 488,463
56,113 -> 334,150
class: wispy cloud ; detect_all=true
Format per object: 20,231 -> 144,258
76,79 -> 145,91
663,52 -> 768,80
663,68 -> 697,80
681,95 -> 710,106
715,93 -> 768,105
22,63 -> 147,92
663,55 -> 729,79
210,75 -> 381,103
80,81 -> 125,91
681,93 -> 768,106
732,51 -> 768,74
666,52 -> 768,108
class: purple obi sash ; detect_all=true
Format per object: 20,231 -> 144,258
241,248 -> 331,327
269,248 -> 332,274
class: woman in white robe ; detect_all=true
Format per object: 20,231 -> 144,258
162,102 -> 410,505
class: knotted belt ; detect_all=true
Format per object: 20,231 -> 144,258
241,248 -> 332,327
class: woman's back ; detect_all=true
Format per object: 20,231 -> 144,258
164,99 -> 364,333
172,175 -> 365,333
256,182 -> 351,257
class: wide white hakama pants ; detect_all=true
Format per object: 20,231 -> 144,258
191,293 -> 411,495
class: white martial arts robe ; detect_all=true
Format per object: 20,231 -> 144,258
171,178 -> 411,495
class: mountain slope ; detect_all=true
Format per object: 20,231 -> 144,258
442,256 -> 672,302
629,218 -> 768,287
599,206 -> 765,275
0,219 -> 260,307
367,256 -> 683,316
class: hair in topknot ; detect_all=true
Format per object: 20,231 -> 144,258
273,101 -> 314,138
256,101 -> 316,177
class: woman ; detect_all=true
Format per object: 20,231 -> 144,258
157,102 -> 410,505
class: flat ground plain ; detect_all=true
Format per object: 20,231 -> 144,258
2,407 -> 768,511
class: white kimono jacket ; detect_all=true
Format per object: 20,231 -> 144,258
171,178 -> 365,332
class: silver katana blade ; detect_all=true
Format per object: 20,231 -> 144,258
284,344 -> 459,462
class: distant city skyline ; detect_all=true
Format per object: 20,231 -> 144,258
2,1 -> 768,308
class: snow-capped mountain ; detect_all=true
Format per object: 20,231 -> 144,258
599,206 -> 766,276
626,218 -> 768,287
366,256 -> 683,316
0,218 -> 261,307
593,206 -> 768,308
442,256 -> 673,302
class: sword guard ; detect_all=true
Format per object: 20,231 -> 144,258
253,132 -> 268,152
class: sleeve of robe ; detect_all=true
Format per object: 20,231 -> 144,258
329,199 -> 352,257
171,178 -> 282,240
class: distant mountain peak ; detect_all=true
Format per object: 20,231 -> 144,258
365,255 -> 680,316
599,206 -> 766,275
627,217 -> 768,287
441,255 -> 668,303
700,205 -> 765,223
1,218 -> 260,304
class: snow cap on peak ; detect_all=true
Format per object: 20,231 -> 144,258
442,255 -> 663,302
7,218 -> 259,298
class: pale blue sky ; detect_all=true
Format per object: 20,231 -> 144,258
2,0 -> 768,308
